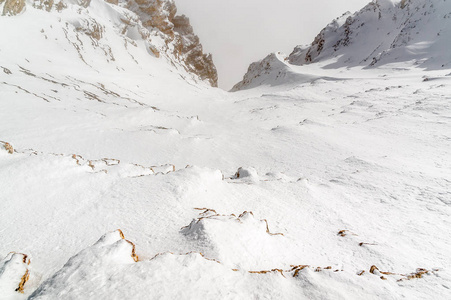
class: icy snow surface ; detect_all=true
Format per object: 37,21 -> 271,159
1,0 -> 451,299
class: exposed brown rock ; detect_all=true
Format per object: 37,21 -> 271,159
115,229 -> 139,262
76,19 -> 104,41
2,0 -> 25,16
249,269 -> 285,277
262,219 -> 284,236
305,30 -> 326,63
1,141 -> 14,154
173,15 -> 218,87
369,265 -> 379,274
406,268 -> 429,280
149,45 -> 160,58
105,0 -> 118,5
134,0 -> 177,36
55,1 -> 66,11
0,253 -> 31,294
127,0 -> 218,87
125,239 -> 139,262
34,0 -> 54,11
291,265 -> 310,277
15,269 -> 30,293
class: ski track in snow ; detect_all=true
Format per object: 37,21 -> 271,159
1,0 -> 451,299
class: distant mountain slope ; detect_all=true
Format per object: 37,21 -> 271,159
288,0 -> 451,70
0,0 -> 218,87
233,0 -> 451,91
231,52 -> 297,92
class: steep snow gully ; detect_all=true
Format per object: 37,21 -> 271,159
1,0 -> 451,299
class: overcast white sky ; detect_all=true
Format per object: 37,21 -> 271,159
175,0 -> 370,90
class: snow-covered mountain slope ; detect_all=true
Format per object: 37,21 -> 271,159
233,0 -> 451,91
231,52 -> 340,92
0,0 -> 217,87
3,61 -> 450,298
288,0 -> 451,70
1,0 -> 451,299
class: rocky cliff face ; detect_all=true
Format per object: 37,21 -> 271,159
126,0 -> 218,86
288,0 -> 451,70
0,0 -> 218,87
172,15 -> 218,87
2,0 -> 25,15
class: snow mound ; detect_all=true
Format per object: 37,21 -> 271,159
288,0 -> 451,70
232,166 -> 259,181
231,52 -> 290,91
29,230 -> 138,298
0,252 -> 31,297
181,210 -> 292,270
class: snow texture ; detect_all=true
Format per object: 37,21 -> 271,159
1,0 -> 450,299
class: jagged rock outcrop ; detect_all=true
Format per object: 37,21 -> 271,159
173,15 -> 218,87
126,0 -> 218,87
128,0 -> 176,36
1,141 -> 14,154
2,0 -> 25,15
288,0 -> 451,70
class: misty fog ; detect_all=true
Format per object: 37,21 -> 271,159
176,0 -> 370,89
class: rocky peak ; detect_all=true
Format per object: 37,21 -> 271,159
128,0 -> 176,36
172,14 -> 218,87
125,0 -> 218,87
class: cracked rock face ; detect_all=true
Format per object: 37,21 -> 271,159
126,0 -> 218,87
172,15 -> 218,87
2,0 -> 26,16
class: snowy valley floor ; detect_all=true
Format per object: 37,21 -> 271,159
1,61 -> 451,299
